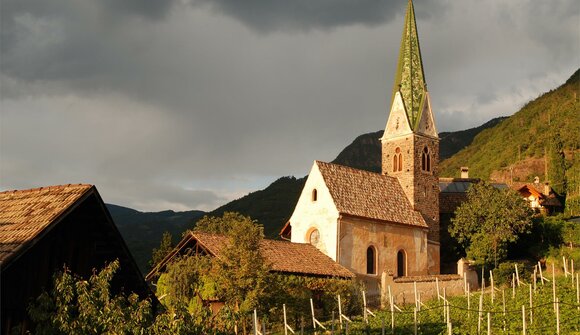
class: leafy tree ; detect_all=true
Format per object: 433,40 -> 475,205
28,260 -> 154,334
27,260 -> 216,335
548,131 -> 567,197
149,231 -> 173,268
449,181 -> 533,268
193,212 -> 249,234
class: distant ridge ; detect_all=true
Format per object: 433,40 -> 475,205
107,204 -> 205,273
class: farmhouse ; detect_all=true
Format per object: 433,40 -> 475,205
146,231 -> 354,281
0,184 -> 152,333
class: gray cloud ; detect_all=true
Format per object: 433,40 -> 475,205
1,0 -> 578,211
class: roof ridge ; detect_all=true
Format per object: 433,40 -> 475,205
315,160 -> 396,179
0,184 -> 93,195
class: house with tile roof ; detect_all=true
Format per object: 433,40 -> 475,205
0,184 -> 152,333
284,0 -> 442,287
146,231 -> 354,282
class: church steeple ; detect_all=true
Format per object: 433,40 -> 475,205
381,0 -> 440,274
390,0 -> 427,130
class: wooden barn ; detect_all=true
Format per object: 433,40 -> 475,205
0,184 -> 152,333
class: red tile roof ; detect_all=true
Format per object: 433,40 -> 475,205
0,184 -> 93,264
149,231 -> 354,279
315,161 -> 427,228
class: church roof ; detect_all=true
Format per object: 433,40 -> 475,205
147,231 -> 355,279
315,161 -> 427,228
0,184 -> 93,264
391,0 -> 426,130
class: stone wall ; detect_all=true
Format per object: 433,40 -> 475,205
379,259 -> 479,308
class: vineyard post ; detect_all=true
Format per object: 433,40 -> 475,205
413,307 -> 417,335
381,316 -> 385,335
563,256 -> 568,278
512,274 -> 516,299
337,295 -> 342,329
502,289 -> 506,333
577,273 -> 579,311
487,312 -> 491,335
481,267 -> 485,295
478,294 -> 483,333
261,319 -> 266,335
253,309 -> 259,335
533,268 -> 537,293
283,304 -> 295,335
530,284 -> 534,324
556,298 -> 560,335
310,299 -> 316,329
552,263 -> 557,312
490,270 -> 494,303
390,294 -> 394,334
522,305 -> 526,335
436,277 -> 440,301
414,281 -> 418,311
571,259 -> 575,284
443,288 -> 447,324
467,284 -> 471,320
363,290 -> 367,323
463,275 -> 467,295
538,261 -> 545,285
515,264 -> 521,287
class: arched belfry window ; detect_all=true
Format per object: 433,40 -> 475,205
421,147 -> 431,172
312,188 -> 318,201
393,147 -> 403,172
366,246 -> 376,275
397,250 -> 406,277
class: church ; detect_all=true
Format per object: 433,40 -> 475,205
282,0 -> 441,281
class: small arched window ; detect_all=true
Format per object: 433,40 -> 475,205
393,147 -> 403,172
312,188 -> 318,202
397,249 -> 406,277
366,246 -> 376,275
308,228 -> 320,246
421,147 -> 431,172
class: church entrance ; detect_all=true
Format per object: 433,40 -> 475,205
397,250 -> 406,277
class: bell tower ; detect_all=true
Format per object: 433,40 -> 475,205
381,0 -> 440,273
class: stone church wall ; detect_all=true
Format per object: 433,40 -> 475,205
338,216 -> 429,277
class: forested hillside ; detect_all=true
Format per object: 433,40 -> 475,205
440,69 -> 579,181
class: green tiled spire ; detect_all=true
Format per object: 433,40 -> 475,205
391,0 -> 426,129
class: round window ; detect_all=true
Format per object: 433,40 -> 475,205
309,229 -> 320,246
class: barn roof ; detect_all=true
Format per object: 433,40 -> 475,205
315,161 -> 427,228
147,231 -> 354,280
0,184 -> 93,264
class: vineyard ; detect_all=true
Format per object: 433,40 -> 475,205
256,269 -> 580,334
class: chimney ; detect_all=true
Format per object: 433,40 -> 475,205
544,182 -> 551,195
460,167 -> 469,179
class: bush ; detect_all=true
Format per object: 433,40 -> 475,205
493,261 -> 533,287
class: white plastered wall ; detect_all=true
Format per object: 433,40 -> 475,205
289,162 -> 340,260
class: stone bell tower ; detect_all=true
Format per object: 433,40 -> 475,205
380,0 -> 440,273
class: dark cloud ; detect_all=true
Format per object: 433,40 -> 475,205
1,0 -> 578,211
190,0 -> 448,32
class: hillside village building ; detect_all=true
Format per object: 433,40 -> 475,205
285,0 -> 441,284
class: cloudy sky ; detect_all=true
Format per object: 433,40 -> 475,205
1,0 -> 578,212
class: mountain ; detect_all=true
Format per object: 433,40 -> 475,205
439,69 -> 580,181
107,204 -> 206,274
204,109 -> 504,239
206,176 -> 306,238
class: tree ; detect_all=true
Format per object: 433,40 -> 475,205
27,260 -> 214,335
193,212 -> 248,234
150,231 -> 174,268
449,181 -> 533,268
28,260 -> 154,335
548,131 -> 567,197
